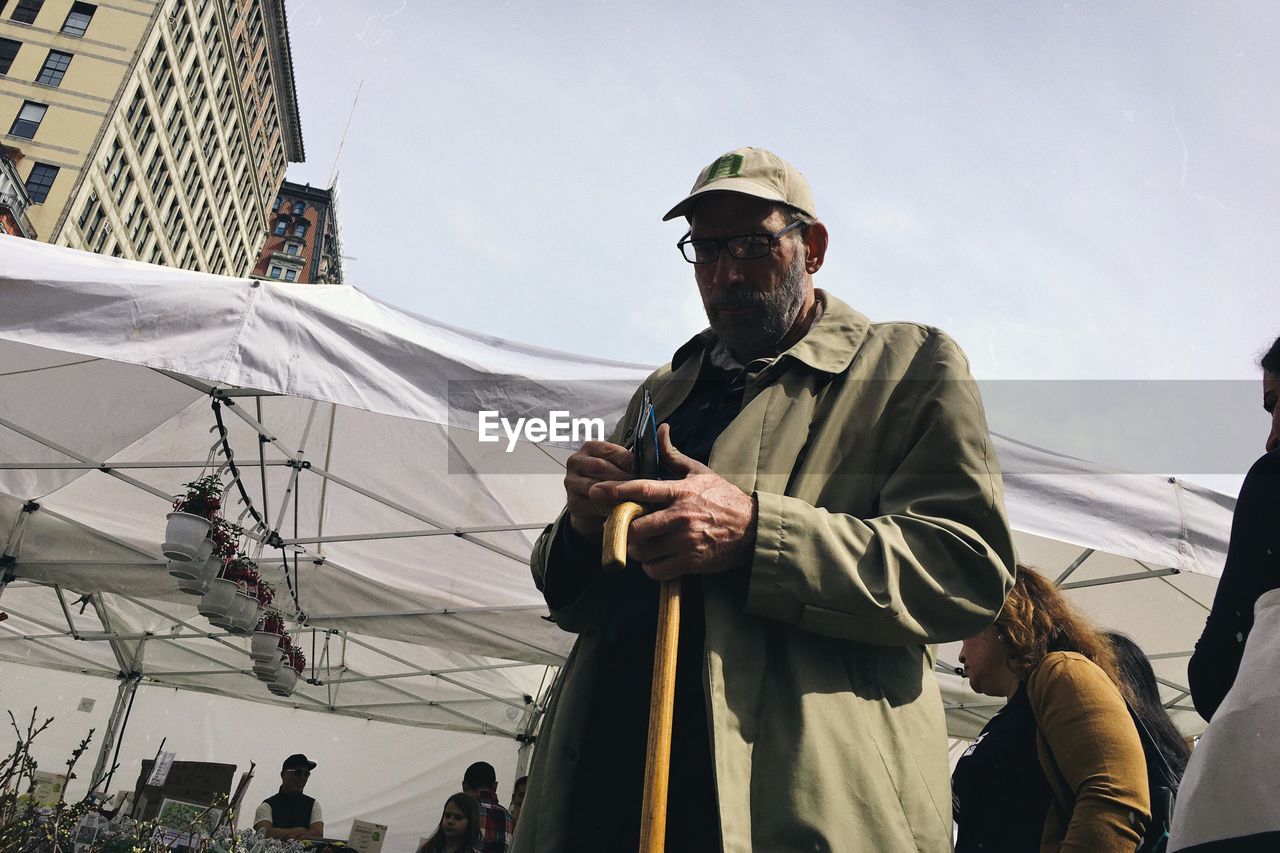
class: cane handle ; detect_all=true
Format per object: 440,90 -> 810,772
602,501 -> 646,571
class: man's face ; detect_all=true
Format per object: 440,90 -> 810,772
689,196 -> 811,359
281,767 -> 310,793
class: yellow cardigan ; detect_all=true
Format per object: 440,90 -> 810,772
1027,651 -> 1151,853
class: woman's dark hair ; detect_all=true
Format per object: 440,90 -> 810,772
1107,632 -> 1191,776
1260,334 -> 1280,375
418,792 -> 481,853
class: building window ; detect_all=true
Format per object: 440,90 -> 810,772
10,1 -> 44,26
284,268 -> 297,282
292,201 -> 303,215
273,195 -> 281,211
36,50 -> 72,86
273,218 -> 287,236
284,243 -> 299,256
292,222 -> 306,238
0,38 -> 19,76
61,2 -> 96,37
268,265 -> 281,279
7,101 -> 47,139
23,162 -> 58,203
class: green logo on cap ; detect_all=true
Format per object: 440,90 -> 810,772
702,154 -> 744,186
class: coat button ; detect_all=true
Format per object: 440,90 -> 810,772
566,746 -> 579,762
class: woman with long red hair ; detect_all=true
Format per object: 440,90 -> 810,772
952,566 -> 1150,852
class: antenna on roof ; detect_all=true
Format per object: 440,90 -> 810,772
327,80 -> 363,189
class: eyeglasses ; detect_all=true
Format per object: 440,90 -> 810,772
676,220 -> 805,264
287,769 -> 310,777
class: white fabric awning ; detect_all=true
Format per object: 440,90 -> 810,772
0,234 -> 1235,755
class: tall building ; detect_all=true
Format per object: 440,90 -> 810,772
252,179 -> 342,284
0,0 -> 303,274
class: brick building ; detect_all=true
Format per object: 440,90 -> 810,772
252,179 -> 342,284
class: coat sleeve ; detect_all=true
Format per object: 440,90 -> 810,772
1028,653 -> 1150,853
1188,450 -> 1280,720
529,386 -> 647,635
742,333 -> 1016,645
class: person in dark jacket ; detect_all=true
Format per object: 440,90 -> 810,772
1171,334 -> 1280,850
253,753 -> 324,841
1186,333 -> 1280,718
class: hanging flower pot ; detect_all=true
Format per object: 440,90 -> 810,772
174,552 -> 221,595
253,653 -> 283,681
213,554 -> 261,631
197,577 -> 239,621
163,475 -> 224,561
251,613 -> 286,661
268,665 -> 298,696
226,590 -> 260,635
162,513 -> 213,562
167,537 -> 214,579
250,632 -> 284,660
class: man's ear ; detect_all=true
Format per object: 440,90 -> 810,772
804,221 -> 829,274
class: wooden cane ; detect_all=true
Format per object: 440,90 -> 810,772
602,501 -> 681,853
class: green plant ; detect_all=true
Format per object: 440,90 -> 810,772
257,612 -> 285,636
253,580 -> 275,608
0,711 -> 306,851
173,475 -> 225,519
210,518 -> 244,561
0,708 -> 97,852
221,556 -> 260,588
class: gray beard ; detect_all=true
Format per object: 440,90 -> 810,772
706,251 -> 808,358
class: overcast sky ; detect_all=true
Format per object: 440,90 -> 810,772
281,0 -> 1277,480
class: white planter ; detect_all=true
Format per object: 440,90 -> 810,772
174,552 -> 222,595
251,631 -> 284,662
167,535 -> 213,579
268,666 -> 298,696
225,592 -> 260,635
197,578 -> 239,621
162,512 -> 213,562
253,654 -> 283,681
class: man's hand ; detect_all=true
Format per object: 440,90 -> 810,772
590,424 -> 756,581
563,439 -> 635,540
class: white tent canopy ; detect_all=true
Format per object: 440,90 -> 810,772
0,236 -> 1235,845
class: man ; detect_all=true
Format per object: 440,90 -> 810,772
253,753 -> 324,841
462,761 -> 515,853
512,147 -> 1016,853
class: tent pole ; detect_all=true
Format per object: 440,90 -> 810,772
516,736 -> 533,778
91,674 -> 139,792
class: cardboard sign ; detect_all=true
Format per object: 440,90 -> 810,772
133,760 -> 235,822
348,819 -> 388,853
147,752 -> 175,786
29,771 -> 67,808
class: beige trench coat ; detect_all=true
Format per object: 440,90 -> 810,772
513,291 -> 1016,852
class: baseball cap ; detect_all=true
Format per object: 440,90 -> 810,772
662,147 -> 816,221
282,754 -> 317,773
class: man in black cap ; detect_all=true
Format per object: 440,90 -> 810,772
253,753 -> 324,841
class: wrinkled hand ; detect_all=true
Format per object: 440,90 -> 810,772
590,424 -> 756,581
564,439 -> 635,540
